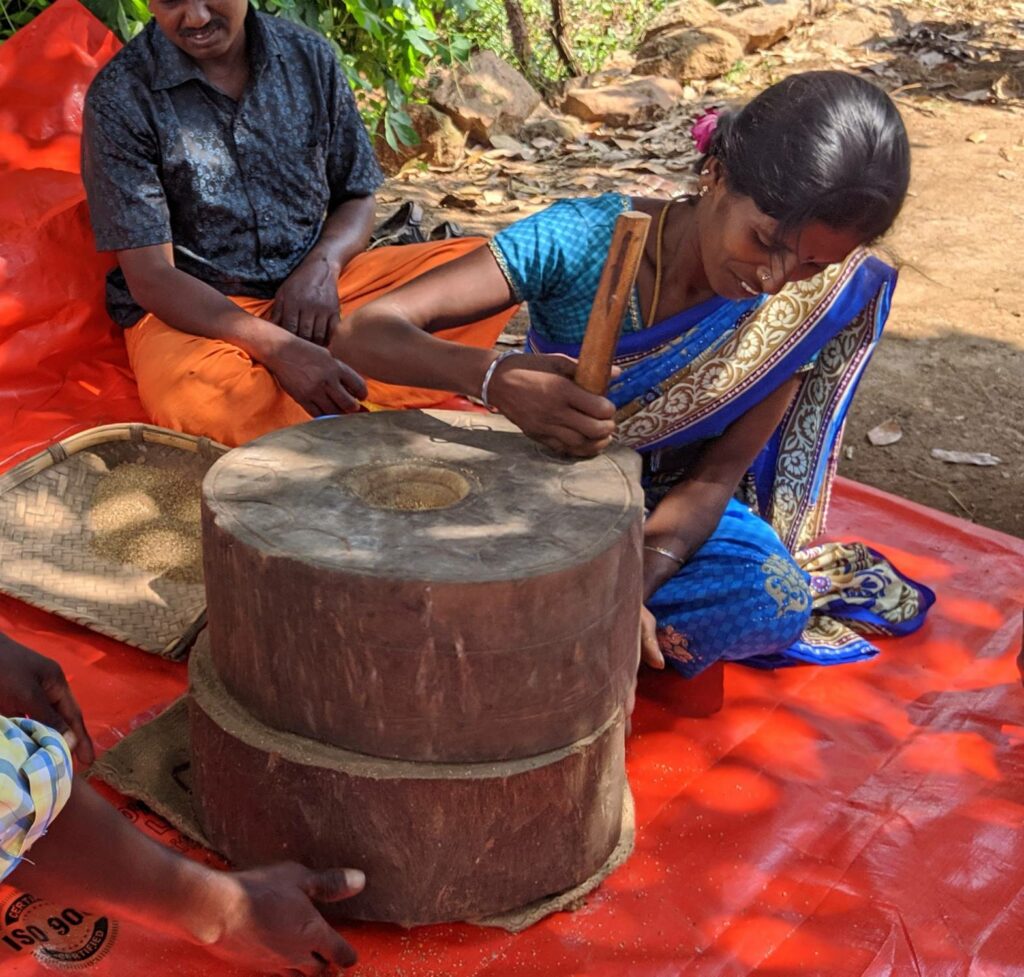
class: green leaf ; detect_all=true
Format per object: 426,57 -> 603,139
122,0 -> 150,23
403,28 -> 433,56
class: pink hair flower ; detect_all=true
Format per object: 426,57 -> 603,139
690,108 -> 720,155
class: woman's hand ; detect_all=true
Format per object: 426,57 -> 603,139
639,606 -> 665,670
269,256 -> 342,348
486,353 -> 617,457
0,634 -> 94,764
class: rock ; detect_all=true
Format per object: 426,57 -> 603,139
519,101 -> 585,142
641,0 -> 726,44
725,1 -> 806,54
375,103 -> 465,175
520,113 -> 585,143
576,65 -> 636,90
809,7 -> 887,48
561,77 -> 683,128
430,50 -> 541,144
634,26 -> 744,83
601,48 -> 637,73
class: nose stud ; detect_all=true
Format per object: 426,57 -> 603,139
759,272 -> 770,281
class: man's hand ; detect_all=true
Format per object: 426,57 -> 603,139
262,333 -> 368,417
193,863 -> 363,975
269,256 -> 341,347
485,353 -> 617,457
0,634 -> 94,764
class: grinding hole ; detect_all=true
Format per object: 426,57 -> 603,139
344,463 -> 471,512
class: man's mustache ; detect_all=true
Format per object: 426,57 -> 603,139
180,19 -> 225,37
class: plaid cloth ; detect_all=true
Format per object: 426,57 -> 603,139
489,193 -> 644,344
0,717 -> 72,881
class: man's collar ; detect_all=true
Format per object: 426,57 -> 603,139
148,7 -> 281,93
149,19 -> 206,91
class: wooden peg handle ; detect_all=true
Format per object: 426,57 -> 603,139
574,211 -> 651,395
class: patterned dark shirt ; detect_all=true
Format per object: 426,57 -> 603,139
82,9 -> 383,327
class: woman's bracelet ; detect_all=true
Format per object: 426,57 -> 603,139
643,543 -> 685,565
480,349 -> 524,407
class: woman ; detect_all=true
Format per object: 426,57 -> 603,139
330,70 -> 934,678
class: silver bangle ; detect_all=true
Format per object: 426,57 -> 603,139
480,349 -> 523,407
643,544 -> 685,565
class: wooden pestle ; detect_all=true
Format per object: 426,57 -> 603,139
574,211 -> 651,395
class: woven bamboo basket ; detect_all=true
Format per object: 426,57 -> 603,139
0,424 -> 225,659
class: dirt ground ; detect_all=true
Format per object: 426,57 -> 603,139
378,0 -> 1024,537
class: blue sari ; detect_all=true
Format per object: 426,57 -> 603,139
491,194 -> 933,676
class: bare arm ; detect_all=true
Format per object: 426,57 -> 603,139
332,245 -> 618,456
117,244 -> 366,416
639,376 -> 801,667
118,243 -> 284,356
11,780 -> 362,973
304,194 -> 376,278
0,634 -> 93,765
269,194 -> 377,346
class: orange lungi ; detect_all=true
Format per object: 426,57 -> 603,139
123,238 -> 514,446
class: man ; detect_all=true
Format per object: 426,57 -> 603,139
0,631 -> 362,973
81,0 -> 613,455
81,0 -> 614,454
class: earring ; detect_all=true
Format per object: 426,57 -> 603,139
700,168 -> 710,176
699,186 -> 709,197
759,272 -> 770,281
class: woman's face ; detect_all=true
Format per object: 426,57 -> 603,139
698,159 -> 866,301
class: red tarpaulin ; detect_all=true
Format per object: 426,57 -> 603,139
2,4 -> 1023,974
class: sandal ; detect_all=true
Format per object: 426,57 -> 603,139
428,220 -> 466,241
369,201 -> 427,249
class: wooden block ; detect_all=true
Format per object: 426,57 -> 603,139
201,411 -> 643,762
188,642 -> 627,926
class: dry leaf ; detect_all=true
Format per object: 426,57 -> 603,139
993,73 -> 1021,101
482,189 -> 505,205
966,130 -> 988,143
489,134 -> 526,152
867,419 -> 904,446
931,448 -> 1002,466
630,174 -> 676,194
999,147 -> 1012,161
998,169 -> 1016,180
530,137 -> 554,150
916,50 -> 947,68
439,193 -> 478,211
483,147 -> 535,162
953,89 -> 991,103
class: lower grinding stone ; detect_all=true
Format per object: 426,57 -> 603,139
188,643 -> 628,926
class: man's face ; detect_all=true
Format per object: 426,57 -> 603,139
148,0 -> 249,62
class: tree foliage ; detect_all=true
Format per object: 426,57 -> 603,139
466,0 -> 672,87
0,0 -> 476,148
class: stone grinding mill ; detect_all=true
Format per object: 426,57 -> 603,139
188,214 -> 651,925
